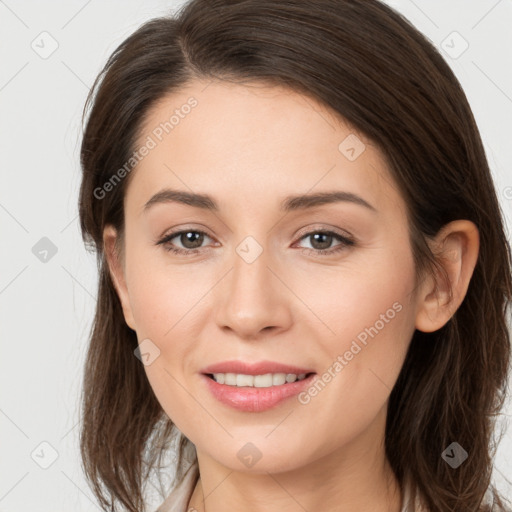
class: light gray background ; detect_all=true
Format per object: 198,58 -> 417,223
1,0 -> 511,510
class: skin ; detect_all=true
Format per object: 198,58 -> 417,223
103,79 -> 479,512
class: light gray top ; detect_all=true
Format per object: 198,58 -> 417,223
155,461 -> 428,512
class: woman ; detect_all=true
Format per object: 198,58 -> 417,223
78,0 -> 512,510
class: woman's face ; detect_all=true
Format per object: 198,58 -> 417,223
107,79 -> 423,473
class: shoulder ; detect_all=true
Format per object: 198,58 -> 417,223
400,476 -> 427,512
156,461 -> 199,512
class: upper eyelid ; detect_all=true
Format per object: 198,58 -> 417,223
294,224 -> 354,241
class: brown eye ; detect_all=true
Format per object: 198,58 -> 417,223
296,230 -> 355,256
174,231 -> 205,249
308,232 -> 335,250
157,229 -> 213,255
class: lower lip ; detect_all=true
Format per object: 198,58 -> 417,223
201,373 -> 317,412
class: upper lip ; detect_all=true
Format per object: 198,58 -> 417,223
200,360 -> 316,376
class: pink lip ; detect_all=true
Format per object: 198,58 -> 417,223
199,360 -> 317,413
200,360 -> 315,376
200,373 -> 316,412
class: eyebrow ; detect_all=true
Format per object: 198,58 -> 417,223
142,188 -> 377,213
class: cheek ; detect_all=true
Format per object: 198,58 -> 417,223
126,245 -> 207,338
124,251 -> 208,430
296,240 -> 416,353
300,244 -> 417,422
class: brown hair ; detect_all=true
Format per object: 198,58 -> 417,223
78,1 -> 512,510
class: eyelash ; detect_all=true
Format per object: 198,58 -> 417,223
156,228 -> 355,257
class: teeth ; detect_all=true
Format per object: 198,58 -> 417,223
237,374 -> 254,387
212,372 -> 308,387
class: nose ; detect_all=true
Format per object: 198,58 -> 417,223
214,247 -> 293,340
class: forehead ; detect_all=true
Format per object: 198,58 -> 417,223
126,79 -> 403,218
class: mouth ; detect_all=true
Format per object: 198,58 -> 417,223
200,371 -> 317,412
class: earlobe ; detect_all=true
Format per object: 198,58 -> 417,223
103,225 -> 136,331
415,220 -> 480,333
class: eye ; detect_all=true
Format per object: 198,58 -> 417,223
156,229 -> 214,256
294,230 -> 355,256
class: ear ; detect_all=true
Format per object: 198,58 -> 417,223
415,220 -> 480,333
103,224 -> 136,331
